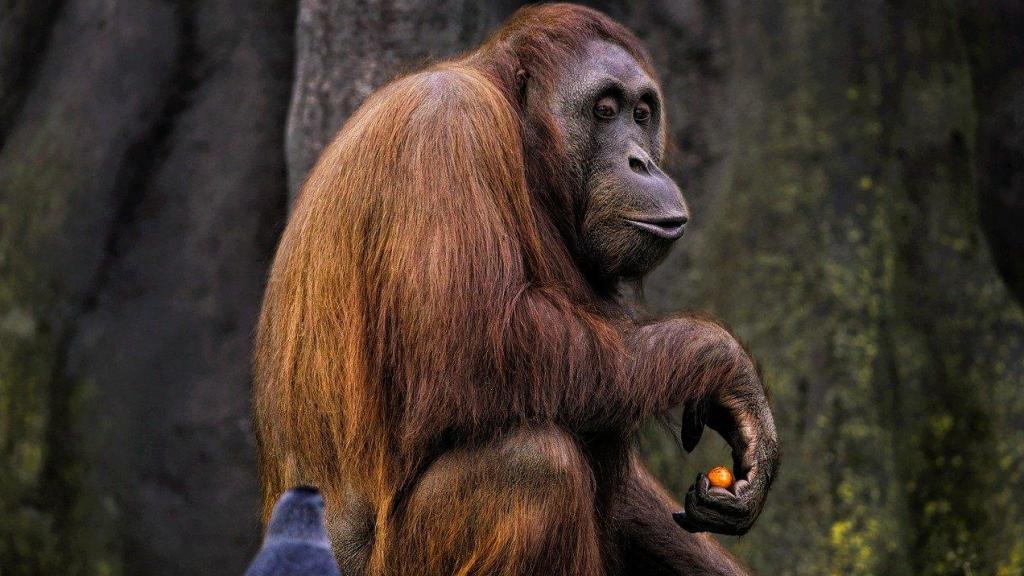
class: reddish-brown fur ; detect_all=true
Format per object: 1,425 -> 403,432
255,4 -> 760,575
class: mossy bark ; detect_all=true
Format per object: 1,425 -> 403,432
0,1 -> 179,571
638,2 -> 1024,574
0,0 -> 296,573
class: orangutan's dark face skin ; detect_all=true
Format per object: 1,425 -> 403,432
545,40 -> 688,281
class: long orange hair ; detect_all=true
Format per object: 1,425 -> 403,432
251,8 -> 716,575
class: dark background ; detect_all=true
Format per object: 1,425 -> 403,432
2,1 -> 1022,574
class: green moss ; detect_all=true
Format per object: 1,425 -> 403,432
0,91 -> 120,576
639,0 -> 1024,573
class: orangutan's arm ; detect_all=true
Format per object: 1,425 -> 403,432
625,314 -> 779,536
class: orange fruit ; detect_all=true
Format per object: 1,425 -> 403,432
707,466 -> 734,488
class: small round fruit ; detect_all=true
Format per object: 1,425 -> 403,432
707,466 -> 734,488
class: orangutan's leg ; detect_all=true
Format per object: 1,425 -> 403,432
388,427 -> 604,576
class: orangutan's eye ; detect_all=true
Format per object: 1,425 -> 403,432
594,96 -> 619,119
633,102 -> 651,124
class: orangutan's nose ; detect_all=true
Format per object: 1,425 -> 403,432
629,154 -> 651,176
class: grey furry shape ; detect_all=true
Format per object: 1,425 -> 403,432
243,487 -> 342,576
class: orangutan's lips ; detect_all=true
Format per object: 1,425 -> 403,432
625,215 -> 687,240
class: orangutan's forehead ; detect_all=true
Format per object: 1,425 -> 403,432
568,41 -> 652,92
548,39 -> 659,119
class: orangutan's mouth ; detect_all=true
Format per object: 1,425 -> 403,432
625,214 -> 687,240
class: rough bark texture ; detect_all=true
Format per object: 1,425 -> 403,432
639,2 -> 1024,575
0,0 -> 296,573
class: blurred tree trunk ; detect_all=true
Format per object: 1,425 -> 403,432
0,0 -> 296,573
957,1 -> 1024,306
638,2 -> 1024,575
0,0 -> 62,146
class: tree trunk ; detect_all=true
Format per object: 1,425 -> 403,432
0,0 -> 296,573
638,2 -> 1024,574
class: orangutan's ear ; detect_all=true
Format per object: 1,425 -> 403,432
515,68 -> 529,105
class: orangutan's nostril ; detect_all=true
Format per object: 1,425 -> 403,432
629,156 -> 649,175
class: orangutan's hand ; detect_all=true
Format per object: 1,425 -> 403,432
673,372 -> 779,536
